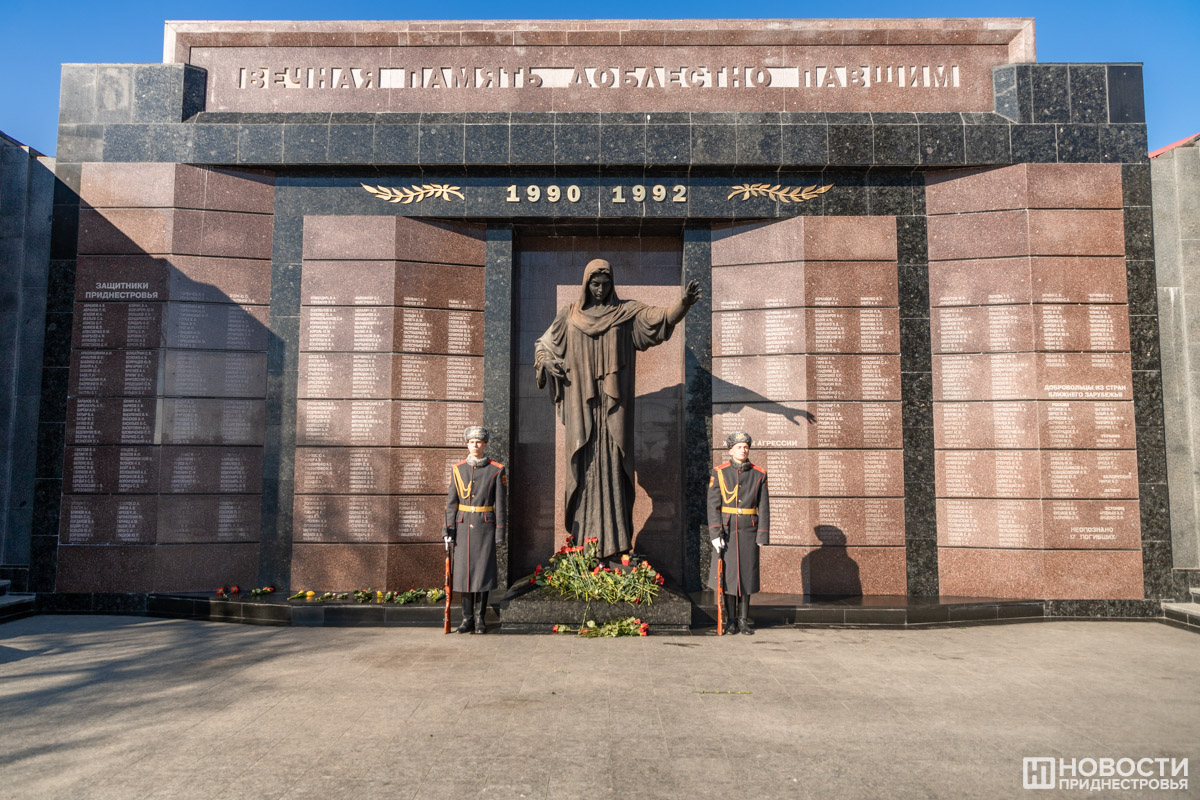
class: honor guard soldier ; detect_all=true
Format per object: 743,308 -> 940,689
445,426 -> 507,634
708,431 -> 770,635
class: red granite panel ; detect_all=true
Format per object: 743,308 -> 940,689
298,399 -> 392,446
935,449 -> 1042,497
759,544 -> 907,595
156,496 -> 260,543
160,399 -> 266,446
75,256 -> 169,303
764,497 -> 906,546
805,262 -> 898,306
712,262 -> 805,310
933,353 -> 1037,401
298,353 -> 392,399
391,448 -> 462,495
385,543 -> 445,590
59,494 -> 158,544
1036,303 -> 1130,352
303,215 -> 397,260
1025,164 -> 1123,210
1027,210 -> 1125,257
926,165 -> 1025,215
461,30 -> 514,45
392,401 -> 483,447
1037,400 -> 1136,449
927,210 -> 1029,262
713,355 -> 805,402
163,351 -> 268,397
302,261 -> 395,306
1030,257 -> 1128,304
166,296 -> 270,347
396,263 -> 485,309
300,306 -> 394,351
199,210 -> 273,260
69,349 -> 159,396
803,216 -> 897,261
934,401 -> 1039,449
712,217 -> 805,266
291,543 -> 388,591
929,257 -> 1031,306
78,208 -> 173,255
1042,500 -> 1141,549
168,255 -> 272,305
937,547 -> 1044,598
1041,550 -> 1143,599
809,354 -> 901,401
169,209 -> 205,256
159,446 -> 263,494
64,445 -> 158,494
293,495 -> 391,542
395,218 -> 486,266
937,499 -> 1043,548
1046,448 -> 1137,496
1038,353 -> 1133,400
390,496 -> 447,542
391,355 -> 484,401
57,545 -> 155,592
931,305 -> 1034,353
67,397 -> 157,445
393,308 -> 484,355
79,163 -> 180,209
713,401 -> 901,449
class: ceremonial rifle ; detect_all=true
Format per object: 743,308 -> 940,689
717,550 -> 726,636
443,541 -> 453,634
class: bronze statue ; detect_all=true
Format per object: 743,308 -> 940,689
535,258 -> 701,561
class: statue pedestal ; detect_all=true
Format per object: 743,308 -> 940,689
500,583 -> 693,633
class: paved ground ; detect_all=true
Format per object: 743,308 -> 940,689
1,616 -> 1198,800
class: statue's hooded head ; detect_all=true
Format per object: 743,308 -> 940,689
580,259 -> 618,309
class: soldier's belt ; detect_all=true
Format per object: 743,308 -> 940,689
721,507 -> 758,515
458,504 -> 494,513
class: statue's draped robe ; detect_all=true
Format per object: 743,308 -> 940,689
534,269 -> 676,559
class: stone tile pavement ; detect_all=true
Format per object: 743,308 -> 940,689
1,616 -> 1198,799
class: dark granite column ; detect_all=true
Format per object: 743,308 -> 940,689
483,223 -> 513,588
1123,162 -> 1175,599
898,186 -> 938,597
259,190 -> 302,590
681,223 -> 712,592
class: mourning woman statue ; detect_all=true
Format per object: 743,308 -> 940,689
535,258 -> 701,562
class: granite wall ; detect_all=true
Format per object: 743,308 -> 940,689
30,33 -> 1179,601
0,133 -> 54,592
1152,138 -> 1200,582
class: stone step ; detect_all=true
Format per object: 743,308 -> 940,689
0,592 -> 34,624
0,579 -> 9,597
1190,587 -> 1200,604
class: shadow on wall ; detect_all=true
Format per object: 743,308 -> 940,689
802,525 -> 862,597
52,164 -> 278,594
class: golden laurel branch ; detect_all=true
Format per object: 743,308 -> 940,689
727,183 -> 833,203
361,183 -> 465,204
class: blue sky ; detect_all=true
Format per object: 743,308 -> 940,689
2,0 -> 1196,156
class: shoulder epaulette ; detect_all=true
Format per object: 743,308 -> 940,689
716,461 -> 730,469
454,459 -> 468,467
489,460 -> 505,468
753,465 -> 767,474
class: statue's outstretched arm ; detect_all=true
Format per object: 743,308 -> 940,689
666,279 -> 702,325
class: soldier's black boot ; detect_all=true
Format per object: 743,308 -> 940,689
723,595 -> 737,635
472,592 -> 487,634
456,593 -> 475,633
738,594 -> 754,635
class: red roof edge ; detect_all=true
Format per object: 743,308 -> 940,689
1149,132 -> 1200,159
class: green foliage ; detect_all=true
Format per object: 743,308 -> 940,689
531,536 -> 664,606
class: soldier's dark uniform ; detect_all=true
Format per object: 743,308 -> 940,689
445,443 -> 506,633
707,446 -> 770,634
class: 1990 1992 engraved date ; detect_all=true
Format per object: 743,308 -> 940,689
505,184 -> 687,203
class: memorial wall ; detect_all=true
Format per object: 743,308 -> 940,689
25,18 -> 1180,603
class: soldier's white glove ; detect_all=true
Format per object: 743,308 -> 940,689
712,538 -> 725,551
443,536 -> 453,549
